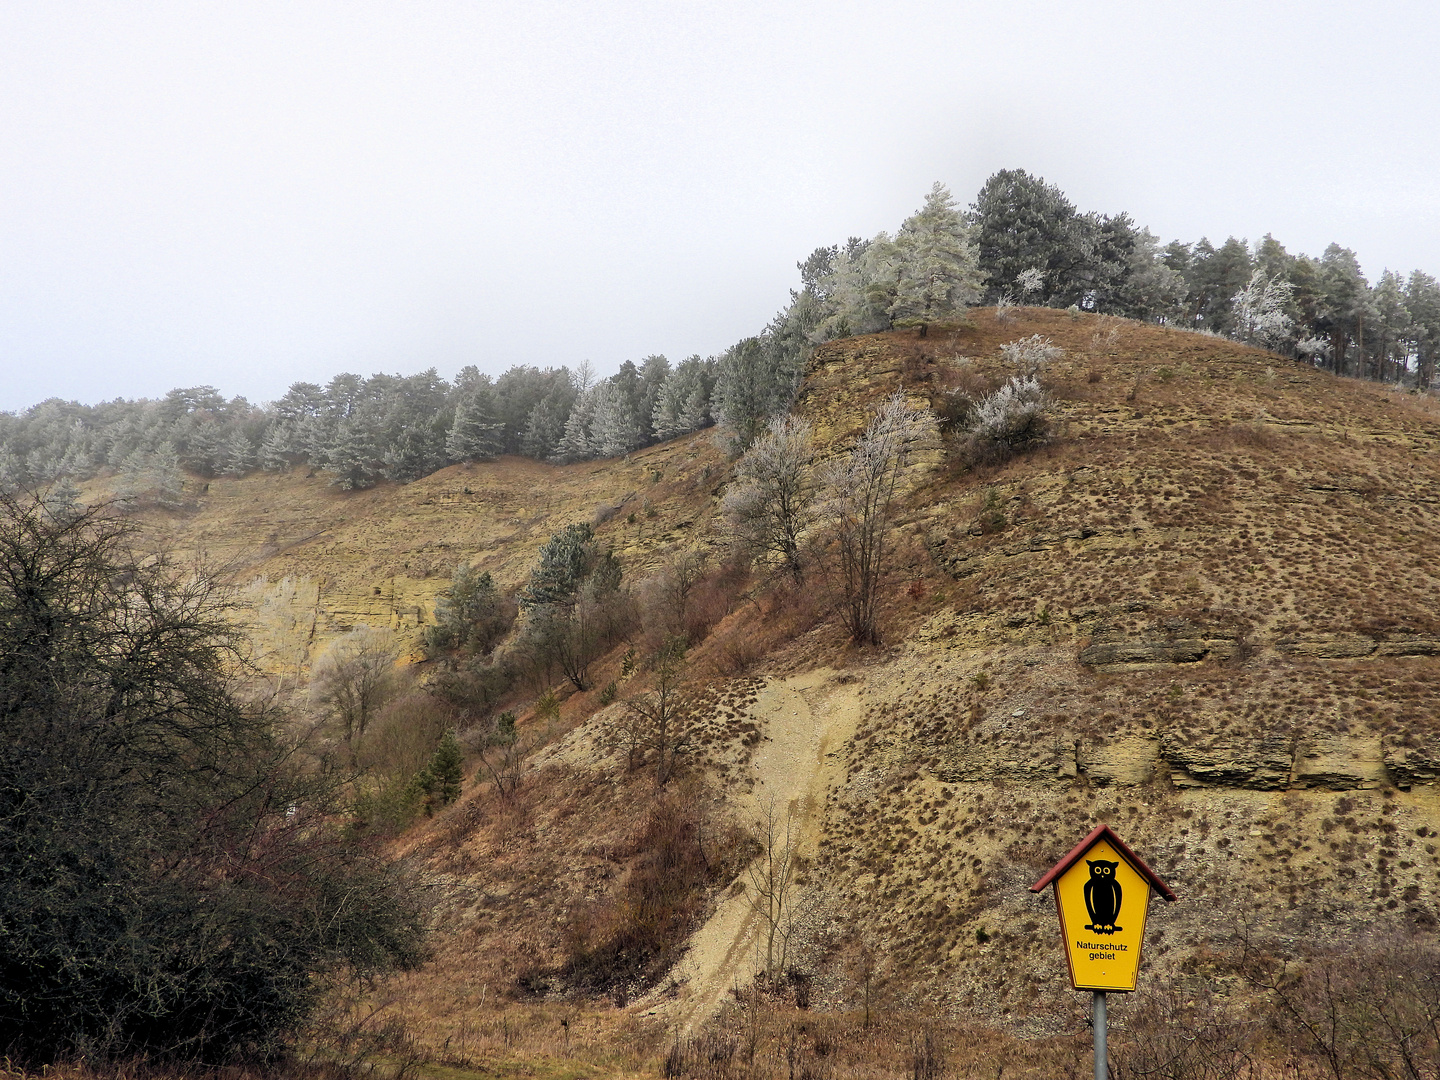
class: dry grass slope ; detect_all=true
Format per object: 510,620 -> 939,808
65,306 -> 1440,1078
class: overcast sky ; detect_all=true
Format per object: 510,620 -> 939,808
2,1 -> 1437,412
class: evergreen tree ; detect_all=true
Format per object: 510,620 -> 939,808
445,382 -> 503,462
220,429 -> 254,477
888,182 -> 981,330
153,440 -> 184,507
328,416 -> 385,490
652,355 -> 714,441
520,395 -> 568,459
520,523 -> 596,609
968,169 -> 1098,305
1319,243 -> 1372,376
809,236 -> 897,342
1368,269 -> 1411,382
637,354 -> 671,441
552,386 -> 598,463
1406,271 -> 1440,389
589,378 -> 644,458
713,336 -> 803,453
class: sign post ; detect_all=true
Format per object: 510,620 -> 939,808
1031,825 -> 1176,1080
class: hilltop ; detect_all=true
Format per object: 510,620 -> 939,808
105,307 -> 1440,1075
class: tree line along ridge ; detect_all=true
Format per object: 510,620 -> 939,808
4,168 -> 1437,499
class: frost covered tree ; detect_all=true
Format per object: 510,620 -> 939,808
153,440 -> 184,506
713,336 -> 803,453
589,377 -> 645,458
652,355 -> 714,441
723,415 -> 816,583
888,182 -> 981,332
1231,270 -> 1296,350
809,236 -> 897,343
327,416 -> 385,490
446,381 -> 503,461
552,385 -> 599,463
818,395 -> 936,645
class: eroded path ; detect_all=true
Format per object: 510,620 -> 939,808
643,668 -> 864,1033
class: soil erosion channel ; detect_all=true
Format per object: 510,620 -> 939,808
646,667 -> 863,1033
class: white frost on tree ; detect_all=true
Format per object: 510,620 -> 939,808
809,236 -> 898,343
652,356 -> 712,442
552,386 -> 598,463
1231,269 -> 1296,349
722,415 -> 816,583
888,182 -> 981,329
998,334 -> 1065,378
588,379 -> 644,458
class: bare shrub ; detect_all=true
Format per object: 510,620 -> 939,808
748,799 -> 804,978
474,711 -> 528,800
1243,938 -> 1440,1080
907,1026 -> 944,1080
310,626 -> 402,755
1113,988 -> 1255,1080
818,394 -> 936,646
613,637 -> 693,787
640,548 -> 710,645
681,559 -> 748,646
355,688 -> 454,779
559,795 -> 747,999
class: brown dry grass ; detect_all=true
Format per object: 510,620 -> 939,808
58,306 -> 1440,1077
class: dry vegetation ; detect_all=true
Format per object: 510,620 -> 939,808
50,306 -> 1440,1078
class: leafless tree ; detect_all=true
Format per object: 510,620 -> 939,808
748,798 -> 803,978
475,711 -> 528,800
818,395 -> 935,645
619,636 -> 692,787
643,547 -> 708,641
723,415 -> 816,584
310,626 -> 400,752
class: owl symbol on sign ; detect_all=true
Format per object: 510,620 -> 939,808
1083,859 -> 1123,935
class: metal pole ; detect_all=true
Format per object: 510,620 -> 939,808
1093,991 -> 1107,1080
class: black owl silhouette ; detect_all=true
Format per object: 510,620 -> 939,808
1083,859 -> 1123,935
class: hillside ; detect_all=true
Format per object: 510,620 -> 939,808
112,307 -> 1440,1073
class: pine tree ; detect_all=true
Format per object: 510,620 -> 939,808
445,387 -> 503,462
327,416 -> 385,490
220,430 -> 254,477
552,387 -> 598,463
888,182 -> 981,331
153,440 -> 184,507
589,379 -> 643,458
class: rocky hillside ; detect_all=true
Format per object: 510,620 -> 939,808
113,307 -> 1440,1052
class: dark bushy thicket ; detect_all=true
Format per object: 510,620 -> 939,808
0,493 -> 425,1064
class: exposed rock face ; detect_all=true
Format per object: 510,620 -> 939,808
1290,733 -> 1388,790
1079,620 -> 1243,670
1383,736 -> 1440,789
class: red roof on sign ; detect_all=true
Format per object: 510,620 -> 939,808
1029,823 -> 1177,901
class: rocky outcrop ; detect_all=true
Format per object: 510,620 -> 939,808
1161,731 -> 1293,789
1290,734 -> 1387,789
1383,736 -> 1440,789
1079,619 -> 1243,670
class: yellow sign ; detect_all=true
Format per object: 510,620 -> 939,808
1054,839 -> 1151,991
1030,824 -> 1176,994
